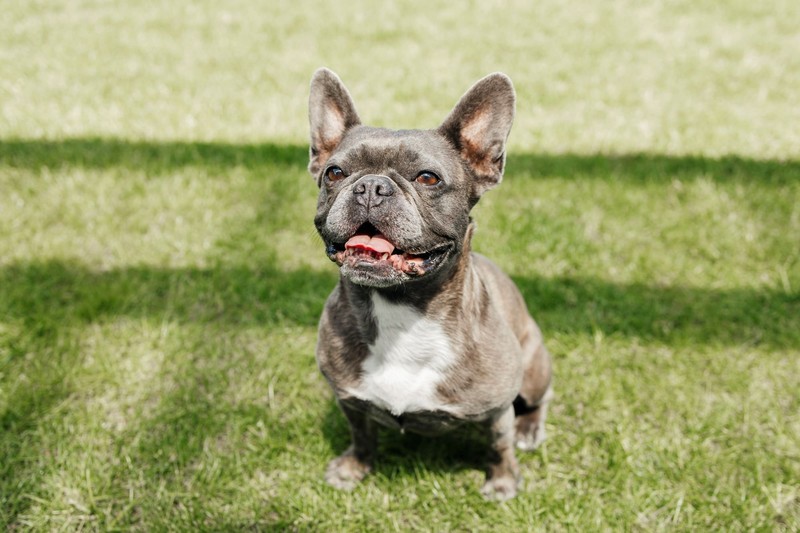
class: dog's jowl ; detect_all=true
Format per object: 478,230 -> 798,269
307,68 -> 553,500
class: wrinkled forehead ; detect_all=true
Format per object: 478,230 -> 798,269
329,126 -> 462,177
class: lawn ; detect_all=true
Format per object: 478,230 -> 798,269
1,0 -> 799,531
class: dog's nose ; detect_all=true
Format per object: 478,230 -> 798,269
353,174 -> 395,208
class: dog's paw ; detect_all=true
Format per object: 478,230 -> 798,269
480,475 -> 519,501
515,423 -> 546,451
481,457 -> 520,501
515,413 -> 546,451
324,451 -> 371,491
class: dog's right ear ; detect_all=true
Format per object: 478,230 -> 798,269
308,68 -> 361,180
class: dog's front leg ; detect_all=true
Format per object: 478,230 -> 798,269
481,405 -> 520,500
325,399 -> 377,490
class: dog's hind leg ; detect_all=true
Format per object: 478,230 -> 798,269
481,405 -> 520,501
513,317 -> 553,451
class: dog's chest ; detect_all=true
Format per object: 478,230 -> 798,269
345,294 -> 455,416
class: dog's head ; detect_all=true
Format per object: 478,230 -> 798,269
307,68 -> 515,288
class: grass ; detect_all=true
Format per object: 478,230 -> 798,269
1,0 -> 799,531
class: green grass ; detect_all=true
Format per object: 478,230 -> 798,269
1,1 -> 799,531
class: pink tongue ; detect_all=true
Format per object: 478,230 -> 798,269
345,233 -> 396,255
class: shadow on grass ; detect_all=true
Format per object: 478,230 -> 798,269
105,354 -> 276,529
1,136 -> 799,184
513,275 -> 799,349
0,137 -> 307,171
1,260 -> 797,350
320,399 -> 494,483
0,260 -> 335,334
0,335 -> 78,525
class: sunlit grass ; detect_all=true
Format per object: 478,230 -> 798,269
2,0 -> 799,530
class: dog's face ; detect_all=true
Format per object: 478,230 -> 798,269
308,69 -> 515,288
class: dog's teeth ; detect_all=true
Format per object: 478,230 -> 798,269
381,253 -> 389,260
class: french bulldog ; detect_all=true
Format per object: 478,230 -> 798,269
307,68 -> 553,500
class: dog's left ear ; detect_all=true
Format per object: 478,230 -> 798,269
308,68 -> 361,180
438,73 -> 515,200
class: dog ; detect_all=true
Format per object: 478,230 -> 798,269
307,68 -> 552,500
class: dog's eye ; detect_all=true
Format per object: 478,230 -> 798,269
416,171 -> 441,186
325,166 -> 346,182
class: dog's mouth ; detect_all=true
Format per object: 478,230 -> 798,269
325,223 -> 450,278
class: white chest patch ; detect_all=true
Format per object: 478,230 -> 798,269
346,293 -> 456,416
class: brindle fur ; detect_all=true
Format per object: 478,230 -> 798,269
308,68 -> 553,500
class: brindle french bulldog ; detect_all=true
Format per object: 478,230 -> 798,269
308,68 -> 552,500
